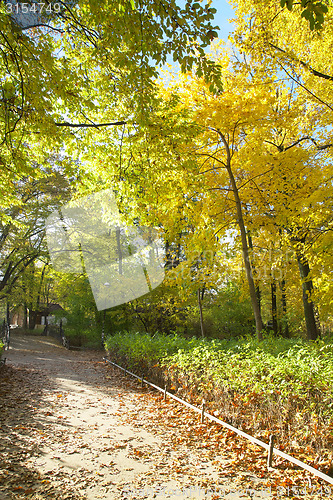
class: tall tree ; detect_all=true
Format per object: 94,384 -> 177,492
151,53 -> 332,340
0,168 -> 71,299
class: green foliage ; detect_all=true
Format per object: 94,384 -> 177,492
280,0 -> 328,29
64,325 -> 101,348
105,331 -> 333,420
105,331 -> 333,452
106,277 -> 255,339
0,172 -> 71,300
167,335 -> 333,409
104,330 -> 200,370
184,299 -> 254,339
202,284 -> 254,339
53,274 -> 100,347
0,340 -> 3,358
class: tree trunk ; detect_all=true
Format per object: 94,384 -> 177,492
6,302 -> 10,327
35,263 -> 47,315
271,278 -> 278,335
296,252 -> 319,341
131,303 -> 149,332
216,130 -> 264,341
42,316 -> 48,336
247,231 -> 262,314
23,303 -> 28,329
280,279 -> 289,338
102,310 -> 106,346
29,311 -> 37,330
116,226 -> 123,275
198,288 -> 205,338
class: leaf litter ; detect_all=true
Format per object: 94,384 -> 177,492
0,334 -> 330,499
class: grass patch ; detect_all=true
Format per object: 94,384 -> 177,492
11,327 -> 46,336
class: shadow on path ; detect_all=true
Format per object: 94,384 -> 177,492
1,333 -> 277,500
0,360 -> 81,499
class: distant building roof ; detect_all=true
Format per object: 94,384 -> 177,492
40,303 -> 64,315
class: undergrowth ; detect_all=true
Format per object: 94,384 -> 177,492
105,331 -> 333,460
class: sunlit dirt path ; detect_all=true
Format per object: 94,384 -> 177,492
0,333 -> 294,499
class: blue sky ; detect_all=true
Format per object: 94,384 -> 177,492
162,1 -> 235,70
210,0 -> 235,41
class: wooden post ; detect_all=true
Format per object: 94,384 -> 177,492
201,400 -> 205,424
141,374 -> 144,388
267,435 -> 275,469
164,384 -> 167,401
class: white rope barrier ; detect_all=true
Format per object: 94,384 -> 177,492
103,357 -> 333,486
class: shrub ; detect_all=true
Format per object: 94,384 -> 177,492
104,330 -> 333,456
65,325 -> 102,348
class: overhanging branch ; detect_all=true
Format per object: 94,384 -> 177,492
269,43 -> 333,82
55,120 -> 127,128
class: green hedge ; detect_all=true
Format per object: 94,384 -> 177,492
105,331 -> 333,453
165,336 -> 333,404
105,332 -> 333,403
64,326 -> 102,348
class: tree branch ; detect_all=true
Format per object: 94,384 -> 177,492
264,136 -> 333,151
279,63 -> 333,112
269,42 -> 333,82
55,120 -> 127,128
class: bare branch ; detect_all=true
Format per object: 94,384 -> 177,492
238,166 -> 275,190
265,136 -> 333,151
279,64 -> 333,112
195,152 -> 227,168
55,120 -> 127,128
269,43 -> 333,82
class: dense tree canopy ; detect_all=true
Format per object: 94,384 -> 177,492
1,0 -> 332,342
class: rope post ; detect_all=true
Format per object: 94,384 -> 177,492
141,374 -> 144,388
201,399 -> 205,424
124,367 -> 127,376
164,383 -> 167,401
267,435 -> 275,469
